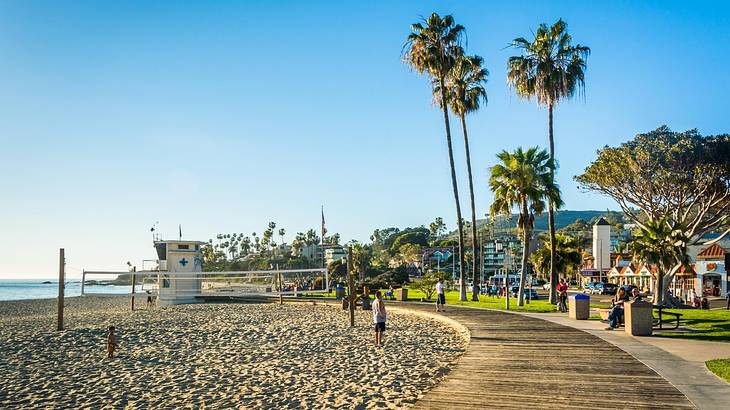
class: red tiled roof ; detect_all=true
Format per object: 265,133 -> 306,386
697,244 -> 728,260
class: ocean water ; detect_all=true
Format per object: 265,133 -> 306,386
0,280 -> 143,301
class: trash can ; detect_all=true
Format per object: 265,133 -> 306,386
396,288 -> 408,301
569,294 -> 590,320
361,295 -> 372,310
335,285 -> 345,300
625,299 -> 653,336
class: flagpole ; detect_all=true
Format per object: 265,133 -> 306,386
321,206 -> 326,270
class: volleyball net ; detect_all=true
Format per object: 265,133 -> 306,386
81,268 -> 330,298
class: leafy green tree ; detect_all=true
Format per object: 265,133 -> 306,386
441,54 -> 488,301
508,19 -> 590,304
397,243 -> 423,266
577,127 -> 730,304
304,229 -> 320,246
323,233 -> 341,245
390,229 -> 430,254
351,242 -> 371,281
489,147 -> 562,306
403,12 -> 469,301
429,217 -> 447,241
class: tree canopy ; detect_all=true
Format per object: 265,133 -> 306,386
576,126 -> 730,245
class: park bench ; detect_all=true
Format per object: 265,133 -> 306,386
384,291 -> 395,300
653,305 -> 683,330
598,308 -> 624,327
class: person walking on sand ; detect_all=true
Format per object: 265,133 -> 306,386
436,278 -> 446,312
107,326 -> 116,359
372,291 -> 387,347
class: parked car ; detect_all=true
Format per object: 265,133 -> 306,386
583,282 -> 596,294
542,283 -> 551,291
592,282 -> 613,295
600,283 -> 618,295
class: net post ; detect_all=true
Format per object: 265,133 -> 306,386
81,270 -> 86,296
278,264 -> 283,305
57,248 -> 65,331
131,267 -> 137,311
347,246 -> 355,327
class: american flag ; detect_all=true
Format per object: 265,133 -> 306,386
321,206 -> 327,239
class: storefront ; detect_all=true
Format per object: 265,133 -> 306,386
694,244 -> 728,298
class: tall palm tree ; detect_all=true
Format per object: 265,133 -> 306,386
403,12 -> 469,301
508,19 -> 589,304
442,54 -> 488,301
489,147 -> 562,306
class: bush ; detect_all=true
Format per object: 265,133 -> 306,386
410,273 -> 440,300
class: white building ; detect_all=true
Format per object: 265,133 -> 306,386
325,246 -> 347,266
154,239 -> 206,306
592,218 -> 611,271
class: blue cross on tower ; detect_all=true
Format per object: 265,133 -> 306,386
179,258 -> 188,267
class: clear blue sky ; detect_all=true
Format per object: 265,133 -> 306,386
1,1 -> 728,278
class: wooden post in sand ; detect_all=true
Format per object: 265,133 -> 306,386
277,264 -> 283,305
347,246 -> 355,327
57,248 -> 65,331
131,267 -> 137,311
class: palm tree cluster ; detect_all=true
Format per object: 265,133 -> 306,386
531,233 -> 583,283
404,13 -> 589,306
403,13 -> 488,302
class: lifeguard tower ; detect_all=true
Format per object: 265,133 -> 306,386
154,239 -> 206,306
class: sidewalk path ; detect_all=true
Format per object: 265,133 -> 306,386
393,303 -> 694,409
518,311 -> 730,410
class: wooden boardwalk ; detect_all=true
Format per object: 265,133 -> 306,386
398,304 -> 695,409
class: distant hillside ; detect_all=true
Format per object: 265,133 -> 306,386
454,210 -> 626,236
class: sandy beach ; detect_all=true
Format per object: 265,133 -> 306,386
0,296 -> 468,409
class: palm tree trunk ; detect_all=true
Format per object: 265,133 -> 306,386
518,200 -> 529,306
547,102 -> 558,305
440,79 -> 467,302
460,114 -> 479,302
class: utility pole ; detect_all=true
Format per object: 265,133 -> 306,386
57,248 -> 65,331
504,246 -> 511,311
347,246 -> 355,327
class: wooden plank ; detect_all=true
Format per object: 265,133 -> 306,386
400,304 -> 695,410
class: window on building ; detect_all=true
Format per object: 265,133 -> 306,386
178,244 -> 189,250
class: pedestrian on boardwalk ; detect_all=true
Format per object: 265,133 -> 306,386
556,279 -> 569,313
435,278 -> 446,312
372,291 -> 387,347
726,291 -> 730,310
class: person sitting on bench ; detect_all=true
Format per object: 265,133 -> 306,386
606,288 -> 641,330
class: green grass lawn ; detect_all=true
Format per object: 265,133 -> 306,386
402,288 -> 558,312
706,359 -> 730,383
654,309 -> 730,342
303,287 -> 609,313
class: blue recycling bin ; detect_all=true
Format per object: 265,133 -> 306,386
335,285 -> 345,300
569,294 -> 590,320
